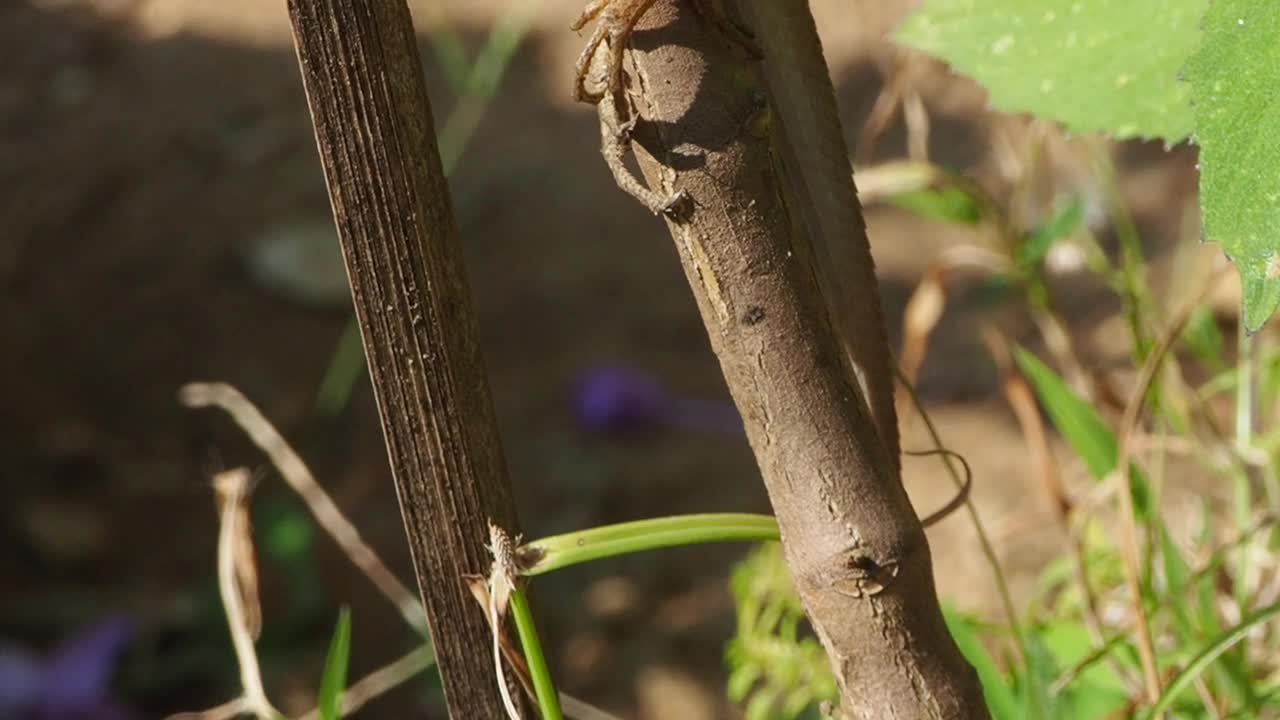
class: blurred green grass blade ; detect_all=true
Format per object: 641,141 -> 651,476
317,607 -> 352,720
1158,527 -> 1192,626
889,186 -> 983,224
314,320 -> 366,419
1017,195 -> 1084,272
1140,600 -> 1280,719
1017,632 -> 1056,720
313,0 -> 537,421
1013,347 -> 1116,478
1155,520 -> 1248,706
438,0 -> 540,172
1181,305 -> 1227,372
1184,502 -> 1264,706
1013,347 -> 1153,518
942,605 -> 1020,720
1042,622 -> 1128,705
430,28 -> 472,89
416,3 -> 474,89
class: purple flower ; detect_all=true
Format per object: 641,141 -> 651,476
0,616 -> 136,720
572,366 -> 672,432
572,365 -> 743,436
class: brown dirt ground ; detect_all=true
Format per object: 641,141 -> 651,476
2,0 -> 1215,718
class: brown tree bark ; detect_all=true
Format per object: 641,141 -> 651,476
612,2 -> 989,716
287,1 -> 524,717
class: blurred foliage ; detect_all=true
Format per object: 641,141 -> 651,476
897,0 -> 1280,331
725,544 -> 837,720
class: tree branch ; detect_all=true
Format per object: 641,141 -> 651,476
614,2 -> 988,715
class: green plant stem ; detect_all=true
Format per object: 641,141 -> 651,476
1237,316 -> 1254,452
520,514 -> 780,577
508,587 -> 563,720
1234,316 -> 1254,612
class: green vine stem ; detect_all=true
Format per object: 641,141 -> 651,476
518,513 -> 780,577
508,586 -> 563,720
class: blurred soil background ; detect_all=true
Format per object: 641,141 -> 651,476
0,0 -> 1216,717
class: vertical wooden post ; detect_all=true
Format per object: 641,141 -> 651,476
286,1 -> 522,716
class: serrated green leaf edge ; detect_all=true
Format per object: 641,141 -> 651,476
1184,1 -> 1280,331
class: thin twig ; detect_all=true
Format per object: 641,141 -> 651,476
989,333 -> 1072,521
903,90 -> 930,163
185,383 -> 613,719
906,447 -> 973,528
164,697 -> 250,720
559,695 -> 625,720
1049,631 -> 1126,695
179,382 -> 429,636
1188,512 -> 1280,590
1195,675 -> 1225,720
855,51 -> 932,165
895,364 -> 1027,669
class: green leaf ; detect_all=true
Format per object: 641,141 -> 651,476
1140,600 -> 1280,719
1013,348 -> 1152,517
896,0 -> 1208,140
317,607 -> 352,720
889,186 -> 983,224
1184,2 -> 1280,331
1039,621 -> 1128,718
943,605 -> 1020,720
1013,348 -> 1116,478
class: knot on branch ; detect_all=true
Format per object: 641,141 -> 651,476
828,553 -> 900,598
